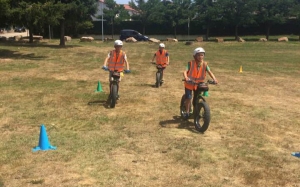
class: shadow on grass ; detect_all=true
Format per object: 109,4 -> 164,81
87,100 -> 111,109
159,115 -> 200,133
88,99 -> 122,109
135,83 -> 158,88
0,41 -> 81,48
0,49 -> 47,60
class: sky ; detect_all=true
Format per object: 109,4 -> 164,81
116,0 -> 131,4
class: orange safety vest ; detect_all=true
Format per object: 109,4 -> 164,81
108,50 -> 125,72
155,49 -> 168,67
184,60 -> 207,90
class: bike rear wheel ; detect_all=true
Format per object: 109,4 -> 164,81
194,101 -> 210,132
156,72 -> 161,88
110,84 -> 118,108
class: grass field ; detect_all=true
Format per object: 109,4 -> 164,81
0,38 -> 300,187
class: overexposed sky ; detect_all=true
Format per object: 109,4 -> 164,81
116,0 -> 131,4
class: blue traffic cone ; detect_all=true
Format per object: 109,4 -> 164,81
203,91 -> 209,97
95,81 -> 103,92
291,152 -> 300,158
32,125 -> 56,152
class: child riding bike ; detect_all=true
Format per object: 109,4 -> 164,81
183,47 -> 218,118
151,43 -> 170,84
102,40 -> 130,100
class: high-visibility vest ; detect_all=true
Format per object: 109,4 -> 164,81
155,50 -> 168,67
184,60 -> 207,90
108,50 -> 125,72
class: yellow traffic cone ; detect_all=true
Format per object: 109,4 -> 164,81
239,65 -> 243,73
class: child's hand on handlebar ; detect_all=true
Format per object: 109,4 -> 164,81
124,69 -> 131,73
102,66 -> 108,71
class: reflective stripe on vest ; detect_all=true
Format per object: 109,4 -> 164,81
155,50 -> 167,67
185,60 -> 207,90
108,50 -> 125,72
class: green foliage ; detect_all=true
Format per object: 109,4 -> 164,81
163,0 -> 193,37
129,0 -> 164,34
194,0 -> 224,39
255,0 -> 295,39
103,0 -> 129,37
0,0 -> 10,27
219,0 -> 258,39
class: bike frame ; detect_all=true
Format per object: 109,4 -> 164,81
192,88 -> 206,108
180,80 -> 216,132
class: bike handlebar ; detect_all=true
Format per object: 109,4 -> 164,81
182,79 -> 217,85
151,62 -> 169,66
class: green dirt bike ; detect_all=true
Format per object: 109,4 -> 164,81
180,80 -> 217,133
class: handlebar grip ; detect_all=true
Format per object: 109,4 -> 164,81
207,80 -> 217,84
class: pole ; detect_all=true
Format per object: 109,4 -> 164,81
188,18 -> 190,41
101,2 -> 104,41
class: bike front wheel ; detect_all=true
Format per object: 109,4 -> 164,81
155,72 -> 161,88
110,84 -> 118,108
194,101 -> 211,132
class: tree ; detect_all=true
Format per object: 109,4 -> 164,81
0,0 -> 10,28
163,0 -> 192,38
129,0 -> 164,35
58,0 -> 98,46
220,0 -> 257,40
12,1 -> 48,43
194,0 -> 223,40
7,0 -> 64,43
255,0 -> 294,40
290,0 -> 300,40
103,0 -> 129,39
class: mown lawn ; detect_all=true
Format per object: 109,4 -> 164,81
0,38 -> 300,187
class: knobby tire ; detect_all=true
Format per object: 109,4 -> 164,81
110,84 -> 118,108
156,72 -> 161,88
194,101 -> 210,133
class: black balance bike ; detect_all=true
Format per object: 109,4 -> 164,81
152,62 -> 166,88
180,80 -> 217,133
106,70 -> 121,108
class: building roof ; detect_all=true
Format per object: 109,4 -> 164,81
123,4 -> 135,11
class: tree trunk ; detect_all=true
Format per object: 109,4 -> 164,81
111,19 -> 114,39
59,19 -> 65,46
206,27 -> 210,41
266,23 -> 271,40
235,25 -> 238,40
174,26 -> 177,39
142,24 -> 145,35
29,28 -> 33,43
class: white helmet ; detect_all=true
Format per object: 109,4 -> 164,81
114,40 -> 123,46
193,47 -> 205,56
159,43 -> 165,48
